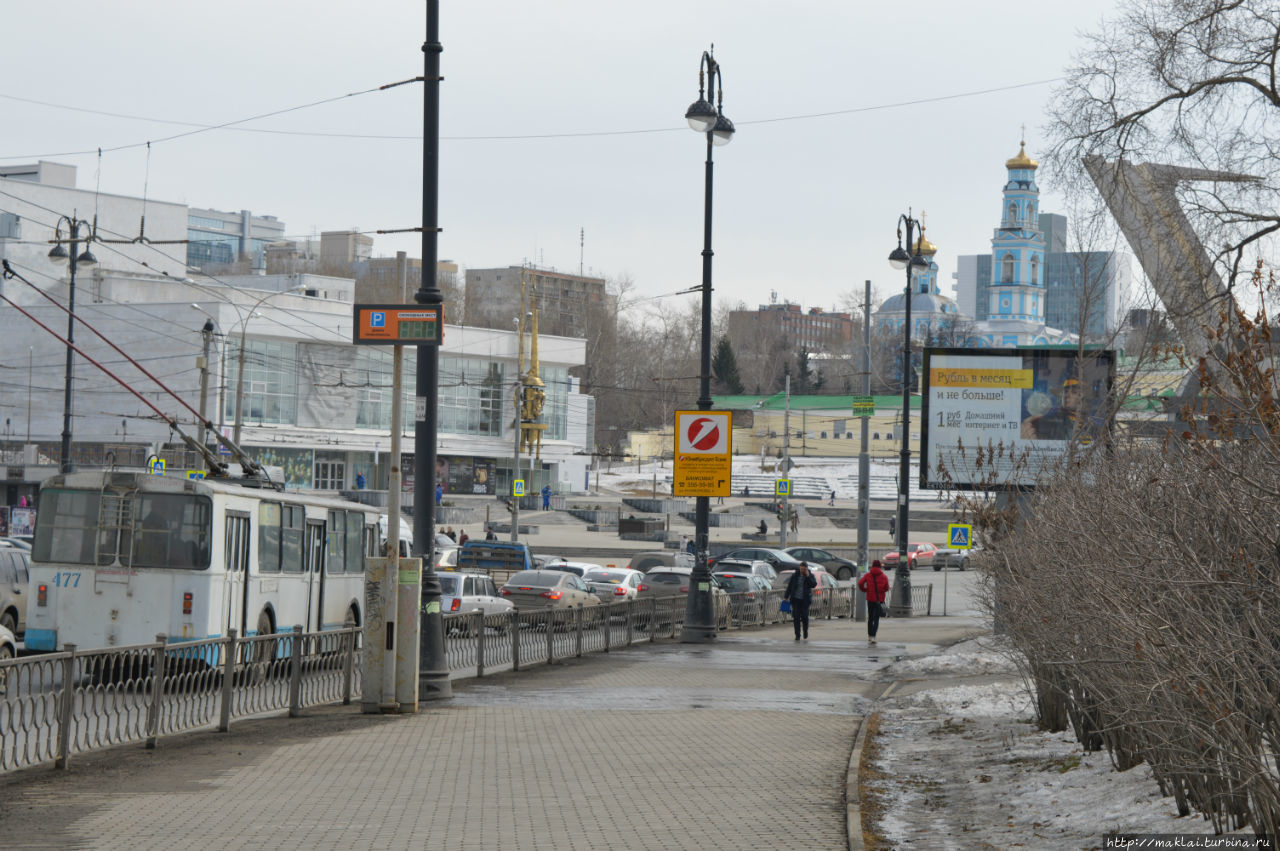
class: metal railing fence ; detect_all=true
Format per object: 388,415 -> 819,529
1,580 -> 936,774
0,626 -> 360,774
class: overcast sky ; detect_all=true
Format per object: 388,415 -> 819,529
2,1 -> 1123,316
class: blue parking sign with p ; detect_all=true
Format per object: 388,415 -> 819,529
371,311 -> 386,328
948,523 -> 972,549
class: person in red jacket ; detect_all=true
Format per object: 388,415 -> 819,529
857,560 -> 891,644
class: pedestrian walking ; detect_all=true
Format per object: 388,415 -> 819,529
355,471 -> 366,489
829,490 -> 836,506
857,559 -> 891,644
784,562 -> 817,640
485,526 -> 497,542
789,508 -> 799,535
445,526 -> 457,542
435,483 -> 444,506
541,484 -> 552,510
458,529 -> 469,546
887,514 -> 896,540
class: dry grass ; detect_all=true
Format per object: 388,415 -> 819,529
858,712 -> 892,849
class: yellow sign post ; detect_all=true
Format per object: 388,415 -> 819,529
672,411 -> 732,497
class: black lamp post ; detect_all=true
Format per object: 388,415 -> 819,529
682,47 -> 735,643
413,0 -> 450,700
886,212 -> 929,616
48,216 -> 97,474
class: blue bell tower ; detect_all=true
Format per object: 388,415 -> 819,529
988,138 -> 1045,324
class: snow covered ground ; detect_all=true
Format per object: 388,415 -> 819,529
869,638 -> 1238,847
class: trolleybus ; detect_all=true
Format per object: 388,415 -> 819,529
25,469 -> 380,652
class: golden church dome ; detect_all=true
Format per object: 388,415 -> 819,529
912,233 -> 938,256
1005,140 -> 1039,170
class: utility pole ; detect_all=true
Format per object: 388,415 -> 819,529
510,371 -> 523,543
858,281 -> 871,571
197,320 -> 214,448
780,374 -> 791,548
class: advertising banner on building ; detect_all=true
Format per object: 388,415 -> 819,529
433,455 -> 497,496
921,348 -> 1114,490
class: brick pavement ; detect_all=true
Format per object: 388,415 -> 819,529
0,615 -> 985,850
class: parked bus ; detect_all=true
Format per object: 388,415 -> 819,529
25,470 -> 380,652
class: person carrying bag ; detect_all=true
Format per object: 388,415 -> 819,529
857,560 -> 891,645
784,562 -> 818,641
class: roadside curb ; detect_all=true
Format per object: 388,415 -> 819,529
847,680 -> 901,851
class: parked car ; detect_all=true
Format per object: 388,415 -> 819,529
713,571 -> 774,623
626,551 -> 695,574
709,547 -> 803,573
0,623 -> 15,689
712,558 -> 782,589
881,542 -> 942,571
541,561 -> 600,579
785,546 -> 856,580
581,567 -> 644,603
533,554 -> 570,570
439,571 -> 513,617
499,570 -> 601,611
636,567 -> 731,629
777,566 -> 846,618
0,543 -> 30,635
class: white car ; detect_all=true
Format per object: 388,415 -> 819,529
581,567 -> 645,603
0,623 -> 15,691
439,571 -> 513,617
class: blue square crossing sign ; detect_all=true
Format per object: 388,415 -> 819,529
947,523 -> 972,549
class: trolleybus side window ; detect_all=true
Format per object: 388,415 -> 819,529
259,502 -> 282,573
346,512 -> 364,572
281,505 -> 304,573
133,494 -> 211,569
326,510 -> 344,575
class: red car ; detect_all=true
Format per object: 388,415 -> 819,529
881,542 -> 939,571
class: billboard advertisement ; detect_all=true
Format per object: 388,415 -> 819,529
921,348 -> 1114,490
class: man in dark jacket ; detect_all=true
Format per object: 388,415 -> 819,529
784,562 -> 818,641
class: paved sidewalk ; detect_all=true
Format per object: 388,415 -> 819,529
0,614 -> 985,850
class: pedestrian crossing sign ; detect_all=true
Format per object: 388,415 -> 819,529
947,523 -> 972,549
148,458 -> 166,475
513,479 -> 525,497
775,479 -> 791,497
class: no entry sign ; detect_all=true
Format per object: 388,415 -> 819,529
673,410 -> 732,497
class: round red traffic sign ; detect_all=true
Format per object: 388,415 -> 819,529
686,417 -> 721,451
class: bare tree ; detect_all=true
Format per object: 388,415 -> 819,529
1047,0 -> 1280,289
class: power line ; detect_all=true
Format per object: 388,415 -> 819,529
0,76 -> 1064,156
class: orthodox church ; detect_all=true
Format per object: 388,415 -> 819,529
874,138 -> 1078,348
873,221 -> 964,343
963,139 -> 1076,347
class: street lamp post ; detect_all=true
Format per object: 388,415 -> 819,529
47,216 -> 97,474
682,46 -> 735,643
231,285 -> 305,445
414,0 -> 451,701
886,211 -> 930,617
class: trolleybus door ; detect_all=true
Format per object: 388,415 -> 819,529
305,520 -> 326,631
224,512 -> 251,638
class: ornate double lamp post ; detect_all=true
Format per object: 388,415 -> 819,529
681,47 -> 734,643
48,216 -> 97,474
886,212 -> 930,616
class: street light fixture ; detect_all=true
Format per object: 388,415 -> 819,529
232,285 -> 305,445
886,211 -> 930,616
48,215 -> 97,473
683,46 -> 734,644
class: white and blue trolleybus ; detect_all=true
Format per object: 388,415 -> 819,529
26,470 -> 380,652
